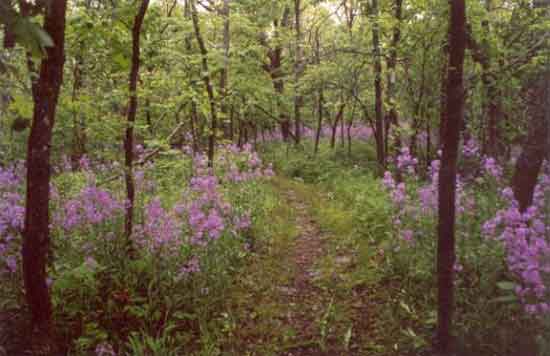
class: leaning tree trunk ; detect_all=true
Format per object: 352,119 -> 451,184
437,0 -> 466,353
124,0 -> 149,243
22,0 -> 67,353
511,1 -> 550,212
512,71 -> 550,212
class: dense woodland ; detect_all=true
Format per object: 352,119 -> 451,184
0,0 -> 549,355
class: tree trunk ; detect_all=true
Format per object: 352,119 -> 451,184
340,109 -> 345,146
22,1 -> 67,352
512,71 -> 550,212
371,0 -> 385,171
191,0 -> 217,167
347,103 -> 355,157
386,0 -> 403,157
314,89 -> 324,155
294,0 -> 303,144
124,0 -> 149,243
331,103 -> 344,149
510,0 -> 550,212
439,36 -> 449,148
265,7 -> 290,141
220,0 -> 231,139
313,29 -> 323,155
437,0 -> 466,353
71,52 -> 87,170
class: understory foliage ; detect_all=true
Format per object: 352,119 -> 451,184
0,144 -> 277,354
264,139 -> 549,355
1,0 -> 549,354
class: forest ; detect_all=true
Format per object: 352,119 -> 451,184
0,0 -> 549,355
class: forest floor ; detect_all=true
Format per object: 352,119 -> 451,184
220,176 -> 390,356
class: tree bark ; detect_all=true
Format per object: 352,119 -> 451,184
313,29 -> 323,155
264,7 -> 291,141
371,0 -> 385,171
22,0 -> 67,352
510,0 -> 550,212
294,0 -> 303,144
71,52 -> 86,170
512,72 -> 550,212
191,0 -> 217,167
314,90 -> 324,155
124,0 -> 149,243
220,0 -> 231,139
386,0 -> 403,156
437,0 -> 466,353
331,103 -> 345,149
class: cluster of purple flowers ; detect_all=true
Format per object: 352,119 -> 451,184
0,163 -> 25,275
263,123 -> 373,143
56,186 -> 125,231
139,198 -> 180,252
216,144 -> 274,182
462,138 -> 480,158
176,153 -> 253,248
95,342 -> 116,356
481,156 -> 503,181
396,147 -> 418,174
382,172 -> 412,244
483,173 -> 550,315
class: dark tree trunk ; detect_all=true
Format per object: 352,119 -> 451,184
124,0 -> 149,242
264,7 -> 291,142
314,90 -> 324,155
386,0 -> 403,157
439,37 -> 449,148
220,0 -> 231,139
512,71 -> 550,212
371,0 -> 385,171
190,100 -> 199,153
437,0 -> 466,353
229,104 -> 235,141
313,29 -> 323,155
340,110 -> 345,146
294,0 -> 302,144
71,53 -> 86,170
22,0 -> 67,352
347,103 -> 355,157
191,0 -> 217,167
3,24 -> 15,49
331,103 -> 345,149
426,119 -> 432,165
510,0 -> 550,212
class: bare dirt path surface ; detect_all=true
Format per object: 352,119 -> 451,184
278,188 -> 330,356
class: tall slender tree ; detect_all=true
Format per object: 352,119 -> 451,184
124,0 -> 150,242
369,0 -> 385,172
220,0 -> 231,139
511,0 -> 550,212
294,0 -> 303,144
22,0 -> 67,353
191,0 -> 218,166
386,0 -> 403,157
437,0 -> 466,353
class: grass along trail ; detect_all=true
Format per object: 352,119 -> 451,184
220,176 -> 386,355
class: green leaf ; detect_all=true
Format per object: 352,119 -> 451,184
496,281 -> 517,291
490,295 -> 519,304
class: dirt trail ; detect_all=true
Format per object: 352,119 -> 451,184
278,188 -> 328,356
